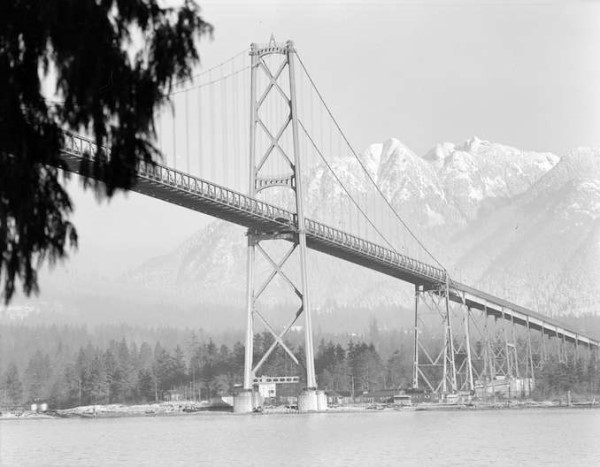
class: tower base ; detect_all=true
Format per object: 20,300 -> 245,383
233,390 -> 254,413
298,389 -> 319,412
252,391 -> 264,410
316,390 -> 328,411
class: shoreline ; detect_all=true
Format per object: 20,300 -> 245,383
2,399 -> 599,420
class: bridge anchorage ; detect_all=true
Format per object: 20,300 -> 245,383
56,37 -> 600,411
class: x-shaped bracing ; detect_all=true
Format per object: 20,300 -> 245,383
250,241 -> 305,378
415,288 -> 458,394
257,57 -> 290,107
255,117 -> 294,174
254,55 -> 295,177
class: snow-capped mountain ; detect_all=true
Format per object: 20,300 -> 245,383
452,146 -> 600,316
130,137 -> 600,318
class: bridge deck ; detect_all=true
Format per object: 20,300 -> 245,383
59,133 -> 600,349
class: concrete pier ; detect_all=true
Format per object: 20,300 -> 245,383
233,390 -> 253,413
298,389 -> 319,412
252,391 -> 264,410
316,390 -> 328,411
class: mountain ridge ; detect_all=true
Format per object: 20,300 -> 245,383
129,137 -> 600,319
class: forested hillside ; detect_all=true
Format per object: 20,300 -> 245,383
2,319 -> 599,409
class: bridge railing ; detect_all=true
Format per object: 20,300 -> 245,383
136,158 -> 446,284
61,131 -> 296,226
58,131 -> 600,347
137,160 -> 296,225
60,131 -> 446,285
63,132 -> 103,159
304,219 -> 446,284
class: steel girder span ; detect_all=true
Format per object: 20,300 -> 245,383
58,131 -> 600,351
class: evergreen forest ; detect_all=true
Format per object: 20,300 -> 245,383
1,322 -> 599,409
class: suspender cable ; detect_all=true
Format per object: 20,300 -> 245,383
170,47 -> 249,88
299,120 -> 397,254
221,68 -> 227,185
232,59 -> 239,190
296,53 -> 445,272
158,111 -> 163,156
198,84 -> 202,177
208,69 -> 214,182
172,96 -> 177,170
185,90 -> 190,173
169,66 -> 250,96
242,58 -> 246,188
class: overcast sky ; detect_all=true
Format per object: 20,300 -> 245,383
44,0 -> 600,285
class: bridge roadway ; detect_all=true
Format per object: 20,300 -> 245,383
59,132 -> 600,350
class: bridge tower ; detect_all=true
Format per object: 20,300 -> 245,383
234,38 -> 320,413
412,281 -> 459,399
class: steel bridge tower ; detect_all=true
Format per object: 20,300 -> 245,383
233,38 -> 322,413
412,280 -> 459,399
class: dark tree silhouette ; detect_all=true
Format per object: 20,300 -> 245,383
0,0 -> 212,302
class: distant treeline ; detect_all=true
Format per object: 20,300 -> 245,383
1,321 -> 598,408
535,356 -> 600,399
0,338 -> 408,409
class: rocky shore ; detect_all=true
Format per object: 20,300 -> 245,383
0,400 -> 231,419
2,398 -> 598,420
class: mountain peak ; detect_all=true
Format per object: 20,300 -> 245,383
423,142 -> 456,165
455,136 -> 488,153
122,136 -> 599,322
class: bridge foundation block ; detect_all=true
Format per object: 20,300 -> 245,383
316,390 -> 328,411
233,389 -> 254,413
298,389 -> 319,412
252,391 -> 264,410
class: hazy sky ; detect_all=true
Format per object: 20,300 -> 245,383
46,0 -> 600,284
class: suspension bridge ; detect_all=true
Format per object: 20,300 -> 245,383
57,39 -> 599,412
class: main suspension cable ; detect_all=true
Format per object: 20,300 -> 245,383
170,48 -> 249,88
299,120 -> 398,254
295,52 -> 445,271
169,66 -> 250,96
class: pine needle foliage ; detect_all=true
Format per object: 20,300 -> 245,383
0,1 -> 212,302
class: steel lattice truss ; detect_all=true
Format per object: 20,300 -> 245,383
413,284 -> 599,398
243,39 -> 317,391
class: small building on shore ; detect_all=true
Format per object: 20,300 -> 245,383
163,390 -> 184,402
400,388 -> 438,404
393,394 -> 412,406
476,377 -> 534,399
253,375 -> 300,405
359,389 -> 397,404
325,390 -> 352,406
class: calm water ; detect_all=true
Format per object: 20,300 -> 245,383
1,408 -> 599,466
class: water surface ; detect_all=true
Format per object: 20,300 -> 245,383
1,408 -> 599,466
